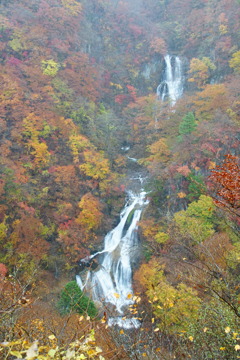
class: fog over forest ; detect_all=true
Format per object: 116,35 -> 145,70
0,0 -> 239,359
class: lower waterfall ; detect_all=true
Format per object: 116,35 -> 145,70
77,180 -> 149,328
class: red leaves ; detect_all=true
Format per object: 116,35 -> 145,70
0,263 -> 8,279
7,57 -> 23,66
177,165 -> 191,177
209,154 -> 240,216
18,202 -> 36,215
115,94 -> 128,104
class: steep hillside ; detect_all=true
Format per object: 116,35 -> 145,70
0,0 -> 239,359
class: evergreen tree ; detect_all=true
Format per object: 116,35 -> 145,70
179,112 -> 197,136
57,281 -> 98,318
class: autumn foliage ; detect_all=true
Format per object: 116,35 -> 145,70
0,0 -> 240,358
209,155 -> 240,215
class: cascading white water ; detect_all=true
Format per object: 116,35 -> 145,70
77,187 -> 149,328
157,54 -> 183,105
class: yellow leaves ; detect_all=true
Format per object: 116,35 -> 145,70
114,293 -> 120,299
48,348 -> 58,358
143,266 -> 201,335
208,161 -> 216,169
68,134 -> 92,163
154,232 -> 169,244
78,354 -> 87,359
133,295 -> 141,303
154,328 -> 160,332
188,58 -> 209,87
225,326 -> 231,333
22,113 -> 51,168
219,24 -> 228,35
30,141 -> 50,167
0,218 -> 8,243
77,193 -> 103,233
119,329 -> 124,335
188,336 -> 194,342
109,82 -> 123,90
41,59 -> 60,77
48,335 -> 56,341
0,330 -> 103,360
188,57 -> 215,88
235,345 -> 240,351
79,150 -> 110,180
177,192 -> 187,198
9,350 -> 23,358
229,50 -> 240,74
9,38 -> 23,52
61,0 -> 82,16
203,327 -> 208,333
219,347 -> 226,351
87,348 -> 98,356
127,293 -> 133,299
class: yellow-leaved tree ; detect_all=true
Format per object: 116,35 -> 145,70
137,259 -> 201,334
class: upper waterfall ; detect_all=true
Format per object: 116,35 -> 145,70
157,54 -> 184,105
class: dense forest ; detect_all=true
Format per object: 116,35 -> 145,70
0,0 -> 239,359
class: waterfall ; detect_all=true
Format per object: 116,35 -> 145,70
77,187 -> 149,328
157,54 -> 183,105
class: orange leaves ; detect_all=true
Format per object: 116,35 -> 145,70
177,165 -> 191,177
53,165 -> 76,185
177,192 -> 187,199
209,155 -> 240,214
208,161 -> 216,170
11,214 -> 50,261
144,138 -> 171,173
193,84 -> 228,121
150,37 -> 167,55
